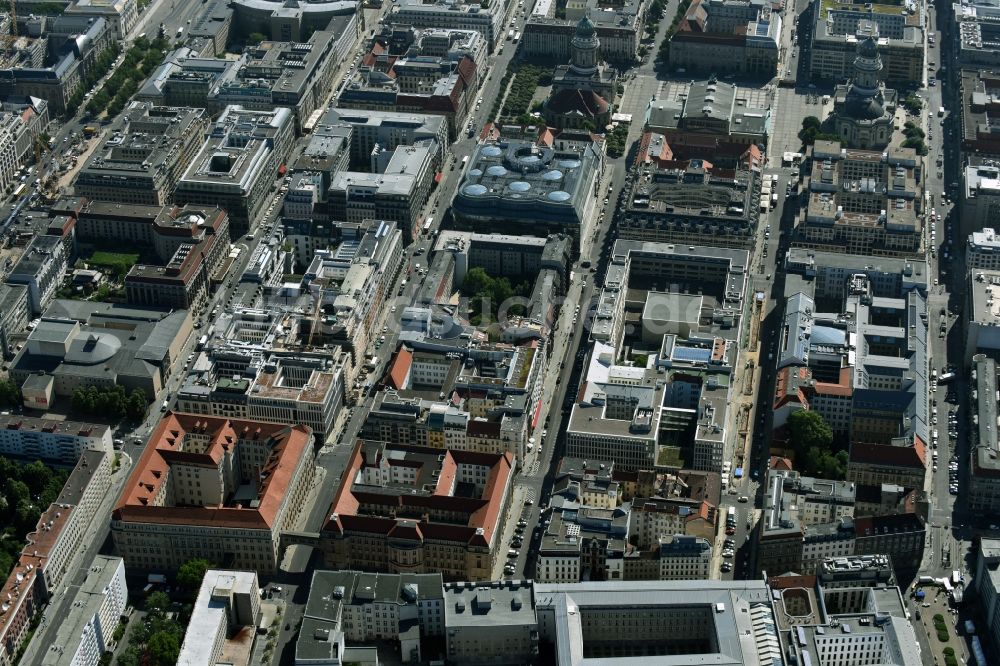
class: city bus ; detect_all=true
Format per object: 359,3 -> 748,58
422,217 -> 433,233
12,183 -> 25,199
513,31 -> 520,43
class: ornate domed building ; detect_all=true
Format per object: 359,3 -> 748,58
543,15 -> 618,129
830,28 -> 897,149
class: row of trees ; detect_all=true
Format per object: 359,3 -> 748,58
658,0 -> 694,64
0,379 -> 21,407
901,121 -> 929,155
65,43 -> 121,117
605,122 -> 630,158
85,38 -> 169,119
787,410 -> 848,479
71,385 -> 148,422
0,458 -> 70,579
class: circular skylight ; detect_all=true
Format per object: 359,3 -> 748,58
463,184 -> 488,196
510,181 -> 531,192
486,165 -> 508,177
542,170 -> 563,181
559,159 -> 581,169
548,190 -> 572,202
481,146 -> 503,157
468,169 -> 483,178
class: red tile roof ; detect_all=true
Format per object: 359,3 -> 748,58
113,413 -> 312,529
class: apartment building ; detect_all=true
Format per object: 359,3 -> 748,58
110,414 -> 315,574
295,570 -> 445,664
177,349 -> 346,440
38,556 -> 127,666
0,415 -> 111,464
794,141 -> 923,257
177,570 -> 260,666
536,502 -> 630,583
74,104 -> 208,206
0,450 -> 112,666
6,234 -> 67,315
320,441 -> 515,582
174,105 -> 295,235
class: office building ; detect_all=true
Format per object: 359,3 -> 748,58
769,571 -> 922,666
567,240 -> 748,472
775,255 -> 929,478
124,207 -> 231,310
809,3 -> 924,83
961,164 -> 1000,238
322,108 -> 447,170
817,554 -> 896,589
534,580 -> 783,665
444,580 -> 538,665
177,347 -> 346,440
967,227 -> 1000,271
64,0 -> 138,39
954,0 -> 1000,66
965,270 -> 1000,360
111,413 -> 315,574
137,50 -> 245,109
390,0 -> 509,48
451,139 -> 603,247
37,556 -> 127,666
0,415 -> 111,464
338,26 -> 484,138
958,69 -> 1000,159
975,538 -> 1000,651
5,234 -> 66,315
621,142 -> 761,248
9,301 -> 193,401
295,570 -> 445,665
174,105 -> 295,235
177,570 -> 260,666
213,31 -> 345,129
668,0 -> 782,77
536,500 -> 630,583
320,441 -> 515,582
969,355 -> 1000,513
74,104 -> 207,206
231,0 -> 359,43
522,0 -> 646,64
0,450 -> 113,666
793,141 -> 923,257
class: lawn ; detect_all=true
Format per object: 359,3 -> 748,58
86,250 -> 139,277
